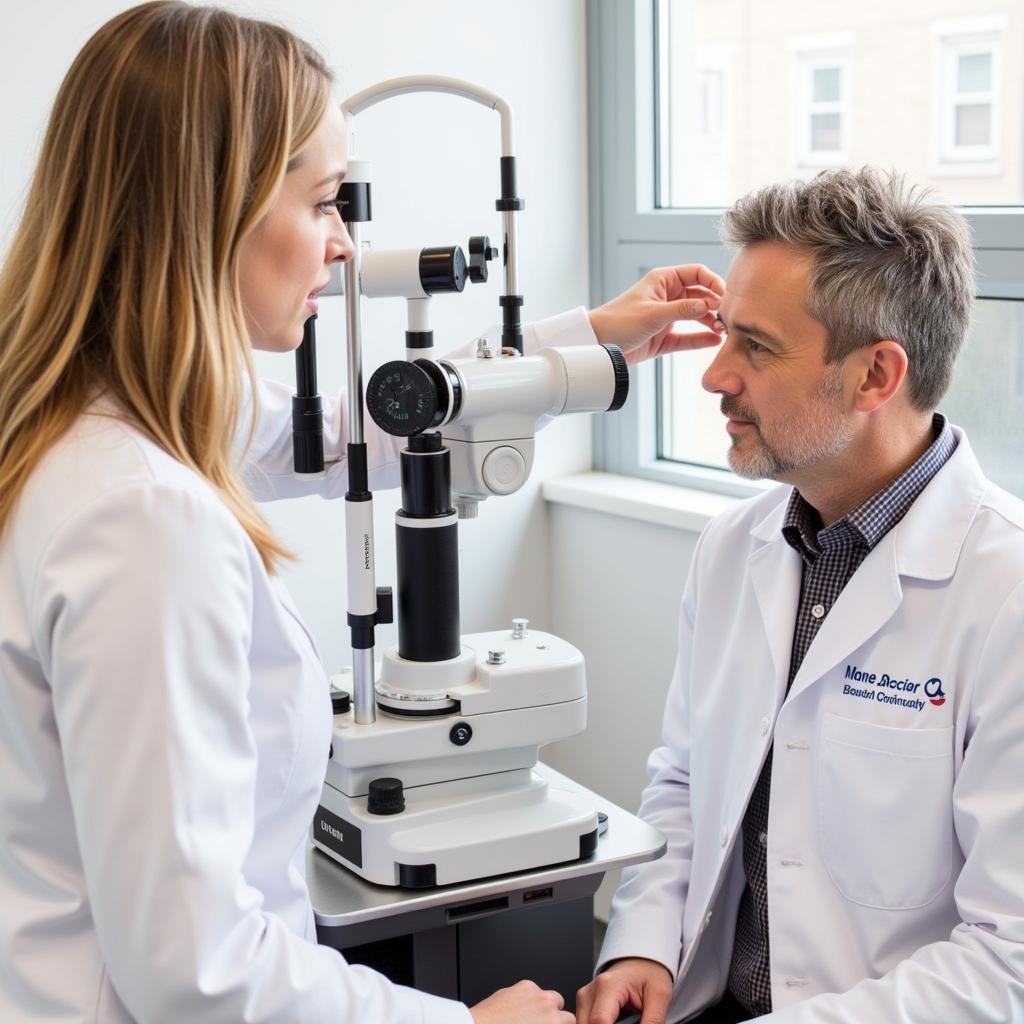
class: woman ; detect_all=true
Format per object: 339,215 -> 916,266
0,4 -> 723,1022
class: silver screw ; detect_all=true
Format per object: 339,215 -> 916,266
476,338 -> 494,359
512,618 -> 528,639
487,649 -> 506,665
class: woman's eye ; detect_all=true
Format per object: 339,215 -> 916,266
317,198 -> 348,216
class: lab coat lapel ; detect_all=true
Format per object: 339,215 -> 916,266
784,426 -> 985,702
787,533 -> 903,703
748,500 -> 802,690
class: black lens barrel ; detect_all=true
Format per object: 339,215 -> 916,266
396,433 -> 460,662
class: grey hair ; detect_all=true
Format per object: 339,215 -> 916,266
719,168 -> 975,411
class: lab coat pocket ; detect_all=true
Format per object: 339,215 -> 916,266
817,713 -> 953,910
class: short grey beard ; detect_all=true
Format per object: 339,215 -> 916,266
727,366 -> 854,481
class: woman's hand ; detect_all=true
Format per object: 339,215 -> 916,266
588,264 -> 725,365
470,979 -> 574,1024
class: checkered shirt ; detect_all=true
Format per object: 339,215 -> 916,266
726,414 -> 957,1016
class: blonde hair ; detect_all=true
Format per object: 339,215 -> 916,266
0,1 -> 333,570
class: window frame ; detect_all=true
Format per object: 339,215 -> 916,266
589,0 -> 1024,495
931,15 -> 1006,176
792,40 -> 852,169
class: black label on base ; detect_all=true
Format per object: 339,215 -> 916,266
314,805 -> 363,868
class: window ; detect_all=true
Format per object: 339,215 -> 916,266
795,48 -> 850,167
590,0 -> 1024,499
934,19 -> 1004,170
656,2 -> 731,208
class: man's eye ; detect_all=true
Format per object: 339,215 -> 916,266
747,338 -> 766,354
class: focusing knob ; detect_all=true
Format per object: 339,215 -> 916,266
420,246 -> 467,294
468,235 -> 499,284
601,344 -> 630,412
367,361 -> 439,436
330,687 -> 351,714
367,777 -> 406,816
449,722 -> 473,746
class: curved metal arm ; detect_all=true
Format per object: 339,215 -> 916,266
341,75 -> 515,155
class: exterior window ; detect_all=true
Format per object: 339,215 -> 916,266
592,1 -> 1024,500
797,53 -> 849,166
937,34 -> 1001,165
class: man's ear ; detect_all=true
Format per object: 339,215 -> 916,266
851,340 -> 909,413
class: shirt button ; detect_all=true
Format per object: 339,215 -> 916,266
720,826 -> 729,847
811,604 -> 826,619
759,716 -> 771,736
702,911 -> 713,930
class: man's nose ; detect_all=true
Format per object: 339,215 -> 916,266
701,340 -> 742,396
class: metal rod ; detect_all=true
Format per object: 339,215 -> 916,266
346,223 -> 365,447
344,222 -> 376,725
352,648 -> 376,726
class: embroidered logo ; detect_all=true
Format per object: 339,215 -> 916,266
924,677 -> 946,707
840,664 -> 948,714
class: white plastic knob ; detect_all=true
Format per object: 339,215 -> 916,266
481,445 -> 527,495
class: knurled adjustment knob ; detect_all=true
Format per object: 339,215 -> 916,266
367,777 -> 406,816
601,343 -> 630,411
330,688 -> 351,715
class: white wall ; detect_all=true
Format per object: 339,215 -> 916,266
543,503 -> 702,920
0,0 -> 593,672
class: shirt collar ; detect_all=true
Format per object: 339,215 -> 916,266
782,413 -> 957,564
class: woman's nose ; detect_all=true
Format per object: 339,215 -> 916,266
329,218 -> 355,265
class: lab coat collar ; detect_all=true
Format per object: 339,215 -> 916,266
748,424 -> 986,583
746,425 -> 989,703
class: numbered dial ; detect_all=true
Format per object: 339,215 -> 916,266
366,361 -> 440,436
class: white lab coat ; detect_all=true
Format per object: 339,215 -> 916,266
598,427 -> 1024,1023
0,308 -> 594,1023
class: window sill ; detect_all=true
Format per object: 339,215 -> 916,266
542,471 -> 740,533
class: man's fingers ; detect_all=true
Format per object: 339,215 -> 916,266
637,979 -> 673,1024
588,987 -> 629,1024
575,981 -> 599,1023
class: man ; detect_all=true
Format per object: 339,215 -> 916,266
576,168 -> 1024,1023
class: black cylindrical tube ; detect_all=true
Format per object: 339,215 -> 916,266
295,315 -> 318,396
339,181 -> 372,223
400,433 -> 451,516
292,316 -> 324,473
396,434 -> 459,662
346,443 -> 369,498
499,294 -> 524,354
419,246 -> 467,294
495,157 -> 525,211
396,522 -> 459,662
500,156 -> 517,199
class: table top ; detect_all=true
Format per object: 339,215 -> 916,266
309,762 -> 666,928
